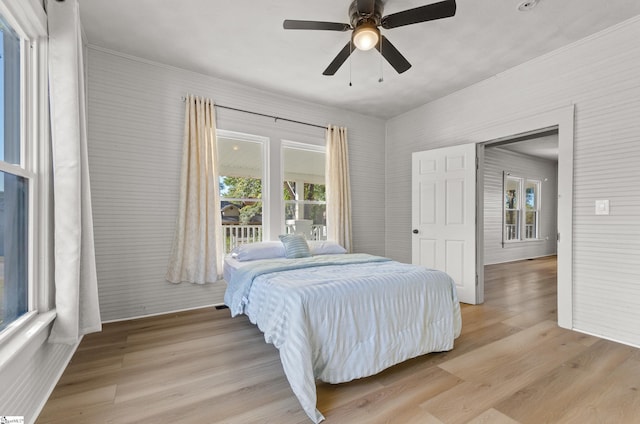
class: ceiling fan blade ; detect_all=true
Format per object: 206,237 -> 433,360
376,35 -> 411,74
356,0 -> 376,16
283,20 -> 351,31
381,0 -> 456,29
323,42 -> 353,76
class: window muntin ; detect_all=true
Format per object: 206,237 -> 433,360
282,144 -> 326,240
504,174 -> 541,242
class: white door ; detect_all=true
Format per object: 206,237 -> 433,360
412,143 -> 478,304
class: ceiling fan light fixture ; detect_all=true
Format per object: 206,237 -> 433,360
352,23 -> 379,51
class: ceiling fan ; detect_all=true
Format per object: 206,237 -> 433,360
283,0 -> 457,76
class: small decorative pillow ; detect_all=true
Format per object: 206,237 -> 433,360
279,234 -> 312,259
308,241 -> 347,255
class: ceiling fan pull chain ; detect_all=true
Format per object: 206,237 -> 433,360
349,42 -> 353,86
379,37 -> 384,83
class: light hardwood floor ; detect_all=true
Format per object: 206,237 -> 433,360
37,256 -> 640,423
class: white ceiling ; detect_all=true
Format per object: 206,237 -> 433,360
78,0 -> 640,119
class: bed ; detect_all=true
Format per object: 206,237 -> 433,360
224,238 -> 462,423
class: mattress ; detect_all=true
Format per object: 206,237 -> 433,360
223,255 -> 244,283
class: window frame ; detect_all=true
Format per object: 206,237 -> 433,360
215,133 -> 327,253
0,0 -> 50,345
503,173 -> 542,243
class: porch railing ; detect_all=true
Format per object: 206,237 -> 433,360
223,225 -> 263,254
505,224 -> 537,241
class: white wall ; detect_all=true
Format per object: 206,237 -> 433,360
86,47 -> 386,322
483,147 -> 558,264
385,16 -> 640,347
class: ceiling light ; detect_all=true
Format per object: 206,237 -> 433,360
352,23 -> 379,51
517,0 -> 539,11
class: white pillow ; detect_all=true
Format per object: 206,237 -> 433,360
231,241 -> 285,261
308,241 -> 347,255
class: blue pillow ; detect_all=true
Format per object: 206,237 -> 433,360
279,234 -> 312,259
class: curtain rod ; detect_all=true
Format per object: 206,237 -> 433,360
181,97 -> 327,130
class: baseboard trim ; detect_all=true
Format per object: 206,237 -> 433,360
101,303 -> 226,324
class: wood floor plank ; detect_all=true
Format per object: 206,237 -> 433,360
437,320 -> 590,382
36,256 -> 640,424
114,346 -> 282,403
321,365 -> 461,423
467,408 -> 521,424
316,377 -> 386,411
36,385 -> 117,420
551,352 -> 640,424
423,324 -> 595,423
494,339 -> 636,423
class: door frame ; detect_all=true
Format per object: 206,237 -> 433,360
471,105 -> 574,329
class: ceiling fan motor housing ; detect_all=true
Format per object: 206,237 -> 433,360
349,0 -> 384,28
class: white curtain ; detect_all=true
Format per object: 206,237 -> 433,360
325,125 -> 353,252
48,0 -> 102,344
166,95 -> 223,284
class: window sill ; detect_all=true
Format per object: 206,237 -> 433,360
0,310 -> 56,371
503,238 -> 547,244
503,239 -> 549,244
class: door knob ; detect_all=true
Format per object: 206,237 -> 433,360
412,229 -> 419,234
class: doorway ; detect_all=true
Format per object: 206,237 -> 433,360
482,130 -> 559,265
412,106 -> 574,328
474,105 -> 573,329
481,131 -> 559,319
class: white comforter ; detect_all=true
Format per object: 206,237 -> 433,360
224,254 -> 462,423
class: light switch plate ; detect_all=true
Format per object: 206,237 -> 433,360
595,199 -> 610,215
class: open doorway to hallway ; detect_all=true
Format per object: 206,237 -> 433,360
482,130 -> 559,308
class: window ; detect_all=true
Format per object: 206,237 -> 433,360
215,132 -> 326,254
217,131 -> 267,252
0,14 -> 28,332
524,180 -> 540,239
504,174 -> 541,242
282,142 -> 326,241
0,12 -> 33,333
